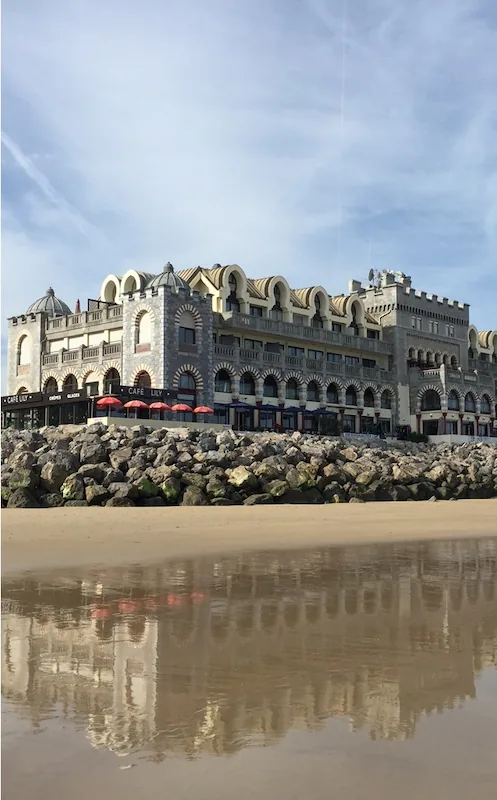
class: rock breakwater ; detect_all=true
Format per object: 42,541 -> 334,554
2,424 -> 497,508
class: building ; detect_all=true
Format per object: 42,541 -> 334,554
3,264 -> 497,437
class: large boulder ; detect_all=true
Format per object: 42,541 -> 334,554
40,460 -> 75,493
160,477 -> 182,504
181,485 -> 208,506
8,468 -> 39,491
7,488 -> 40,508
228,466 -> 258,491
85,485 -> 110,506
61,474 -> 86,501
106,496 -> 136,507
79,440 -> 108,465
243,493 -> 274,505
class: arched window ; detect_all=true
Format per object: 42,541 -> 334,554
307,380 -> 319,402
16,386 -> 28,395
178,310 -> 197,345
480,395 -> 491,414
103,281 -> 117,304
273,284 -> 281,309
240,373 -> 256,395
464,392 -> 476,412
17,335 -> 30,366
421,390 -> 441,411
345,386 -> 357,406
179,373 -> 196,391
426,351 -> 434,366
123,275 -> 137,294
135,371 -> 151,389
450,355 -> 458,368
442,354 -> 449,365
408,348 -> 416,362
215,369 -> 232,393
136,311 -> 151,347
435,352 -> 442,365
327,383 -> 339,404
286,378 -> 299,400
417,350 -> 425,365
226,273 -> 240,312
312,295 -> 323,329
103,368 -> 120,395
63,374 -> 78,392
44,377 -> 58,393
381,390 -> 392,409
263,376 -> 278,398
364,388 -> 375,408
447,390 -> 459,410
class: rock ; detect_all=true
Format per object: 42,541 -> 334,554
61,474 -> 86,501
349,497 -> 365,503
243,493 -> 274,505
205,477 -> 228,499
40,493 -> 65,508
210,497 -> 235,506
341,447 -> 358,462
181,473 -> 208,490
322,483 -> 347,503
355,470 -> 379,486
424,464 -> 449,485
109,447 -> 133,472
265,479 -> 290,498
160,477 -> 182,504
8,468 -> 39,491
7,488 -> 40,508
101,468 -> 126,487
106,497 -> 136,507
133,477 -> 160,498
8,449 -> 37,470
392,485 -> 410,502
107,482 -> 139,500
85,485 -> 110,506
228,466 -> 258,491
40,461 -> 74,493
304,487 -> 324,504
80,440 -> 108,465
276,489 -> 309,504
408,482 -> 437,501
78,464 -> 105,482
342,462 -> 361,480
64,500 -> 89,507
142,497 -> 166,506
181,485 -> 208,506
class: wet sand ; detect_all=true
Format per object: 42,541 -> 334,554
2,499 -> 497,574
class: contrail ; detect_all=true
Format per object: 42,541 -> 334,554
1,131 -> 102,244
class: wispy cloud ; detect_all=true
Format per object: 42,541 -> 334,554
2,0 -> 496,382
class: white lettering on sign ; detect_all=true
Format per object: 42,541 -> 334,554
48,394 -> 62,401
66,393 -> 80,399
128,387 -> 145,396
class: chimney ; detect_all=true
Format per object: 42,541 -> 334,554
75,299 -> 81,313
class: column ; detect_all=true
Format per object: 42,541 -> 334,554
459,413 -> 464,435
475,415 -> 480,437
416,413 -> 421,434
339,407 -> 345,433
442,412 -> 447,434
358,409 -> 363,433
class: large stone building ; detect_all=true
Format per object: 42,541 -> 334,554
4,263 -> 497,437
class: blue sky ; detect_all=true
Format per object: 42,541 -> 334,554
2,0 -> 497,385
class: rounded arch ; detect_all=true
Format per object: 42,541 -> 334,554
63,373 -> 78,392
450,355 -> 458,368
426,351 -> 435,366
15,386 -> 28,395
408,347 -> 417,361
464,391 -> 476,412
134,370 -> 151,389
44,376 -> 59,393
326,382 -> 340,404
447,387 -> 462,410
419,387 -> 442,411
417,349 -> 425,364
285,376 -> 300,400
345,384 -> 358,406
215,367 -> 233,394
434,352 -> 442,365
284,370 -> 305,387
103,367 -> 120,394
468,325 -> 479,355
267,275 -> 291,311
100,274 -> 121,305
347,297 -> 366,334
16,333 -> 31,366
80,369 -> 102,388
174,303 -> 202,328
309,286 -> 331,325
172,364 -> 204,391
442,353 -> 450,365
121,269 -> 143,295
480,394 -> 491,414
363,387 -> 376,408
263,374 -> 279,398
306,379 -> 320,402
380,387 -> 394,409
239,371 -> 257,395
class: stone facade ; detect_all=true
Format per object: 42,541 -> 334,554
5,266 -> 497,436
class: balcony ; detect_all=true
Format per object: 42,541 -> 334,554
42,342 -> 122,368
221,312 -> 393,353
46,305 -> 123,332
213,344 -> 395,384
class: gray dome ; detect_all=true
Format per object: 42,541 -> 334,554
26,287 -> 72,317
147,263 -> 189,292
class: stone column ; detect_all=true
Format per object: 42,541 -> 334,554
416,413 -> 421,433
358,408 -> 363,433
459,413 -> 464,434
442,412 -> 447,434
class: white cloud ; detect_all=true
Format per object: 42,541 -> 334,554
2,0 -> 496,385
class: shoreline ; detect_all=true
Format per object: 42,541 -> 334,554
2,500 -> 497,575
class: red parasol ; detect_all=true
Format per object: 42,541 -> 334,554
193,406 -> 214,414
149,401 -> 172,411
96,396 -> 122,407
123,400 -> 149,409
171,403 -> 193,413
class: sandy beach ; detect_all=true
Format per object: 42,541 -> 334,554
2,499 -> 497,575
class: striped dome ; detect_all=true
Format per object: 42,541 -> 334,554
26,288 -> 72,317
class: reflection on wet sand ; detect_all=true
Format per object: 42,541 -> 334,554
2,539 -> 497,760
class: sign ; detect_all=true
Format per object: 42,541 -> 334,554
1,392 -> 43,407
116,385 -> 177,401
1,389 -> 86,410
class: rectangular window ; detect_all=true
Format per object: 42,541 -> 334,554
327,352 -> 343,363
250,305 -> 263,317
362,358 -> 376,368
411,316 -> 416,328
308,349 -> 324,360
244,338 -> 263,350
428,321 -> 434,333
367,329 -> 379,339
416,318 -> 422,330
345,355 -> 360,365
219,334 -> 240,346
332,322 -> 343,333
449,325 -> 455,337
264,342 -> 283,353
179,326 -> 195,344
288,346 -> 304,357
343,414 -> 356,433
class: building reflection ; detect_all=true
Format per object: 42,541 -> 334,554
2,539 -> 497,758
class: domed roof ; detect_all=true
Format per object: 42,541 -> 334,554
26,288 -> 72,317
147,262 -> 190,292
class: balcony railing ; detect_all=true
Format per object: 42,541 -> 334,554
222,312 -> 393,353
46,305 -> 123,332
42,342 -> 122,367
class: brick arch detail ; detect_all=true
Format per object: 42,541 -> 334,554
43,375 -> 60,390
260,368 -> 283,382
284,370 -> 306,387
417,384 -> 442,402
133,365 -> 157,387
174,303 -> 203,327
172,364 -> 204,391
237,366 -> 261,381
305,373 -> 324,389
102,361 -> 121,379
132,303 -> 155,328
214,362 -> 237,378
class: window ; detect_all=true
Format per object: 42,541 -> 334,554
135,371 -> 151,389
480,395 -> 491,414
179,326 -> 195,344
263,376 -> 278,397
332,323 -> 343,333
364,389 -> 375,407
411,316 -> 416,328
307,381 -> 319,402
312,295 -> 323,328
215,370 -> 232,393
179,373 -> 196,391
381,390 -> 392,409
136,311 -> 151,349
273,284 -> 281,309
44,377 -> 58,393
240,373 -> 255,395
63,374 -> 78,392
412,317 -> 421,330
343,414 -> 356,433
345,386 -> 357,406
244,338 -> 263,350
428,320 -> 439,334
362,358 -> 376,368
288,346 -> 304,357
219,334 -> 240,346
228,273 -> 237,294
17,335 -> 30,366
421,390 -> 441,411
250,305 -> 263,317
448,390 -> 459,411
345,355 -> 360,365
308,349 -> 324,361
446,324 -> 455,337
226,295 -> 240,312
264,342 -> 283,353
327,352 -> 342,363
367,329 -> 379,339
286,378 -> 299,400
103,368 -> 120,395
327,384 -> 339,404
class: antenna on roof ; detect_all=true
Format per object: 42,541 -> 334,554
368,268 -> 374,283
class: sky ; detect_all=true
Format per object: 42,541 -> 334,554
2,0 -> 497,385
